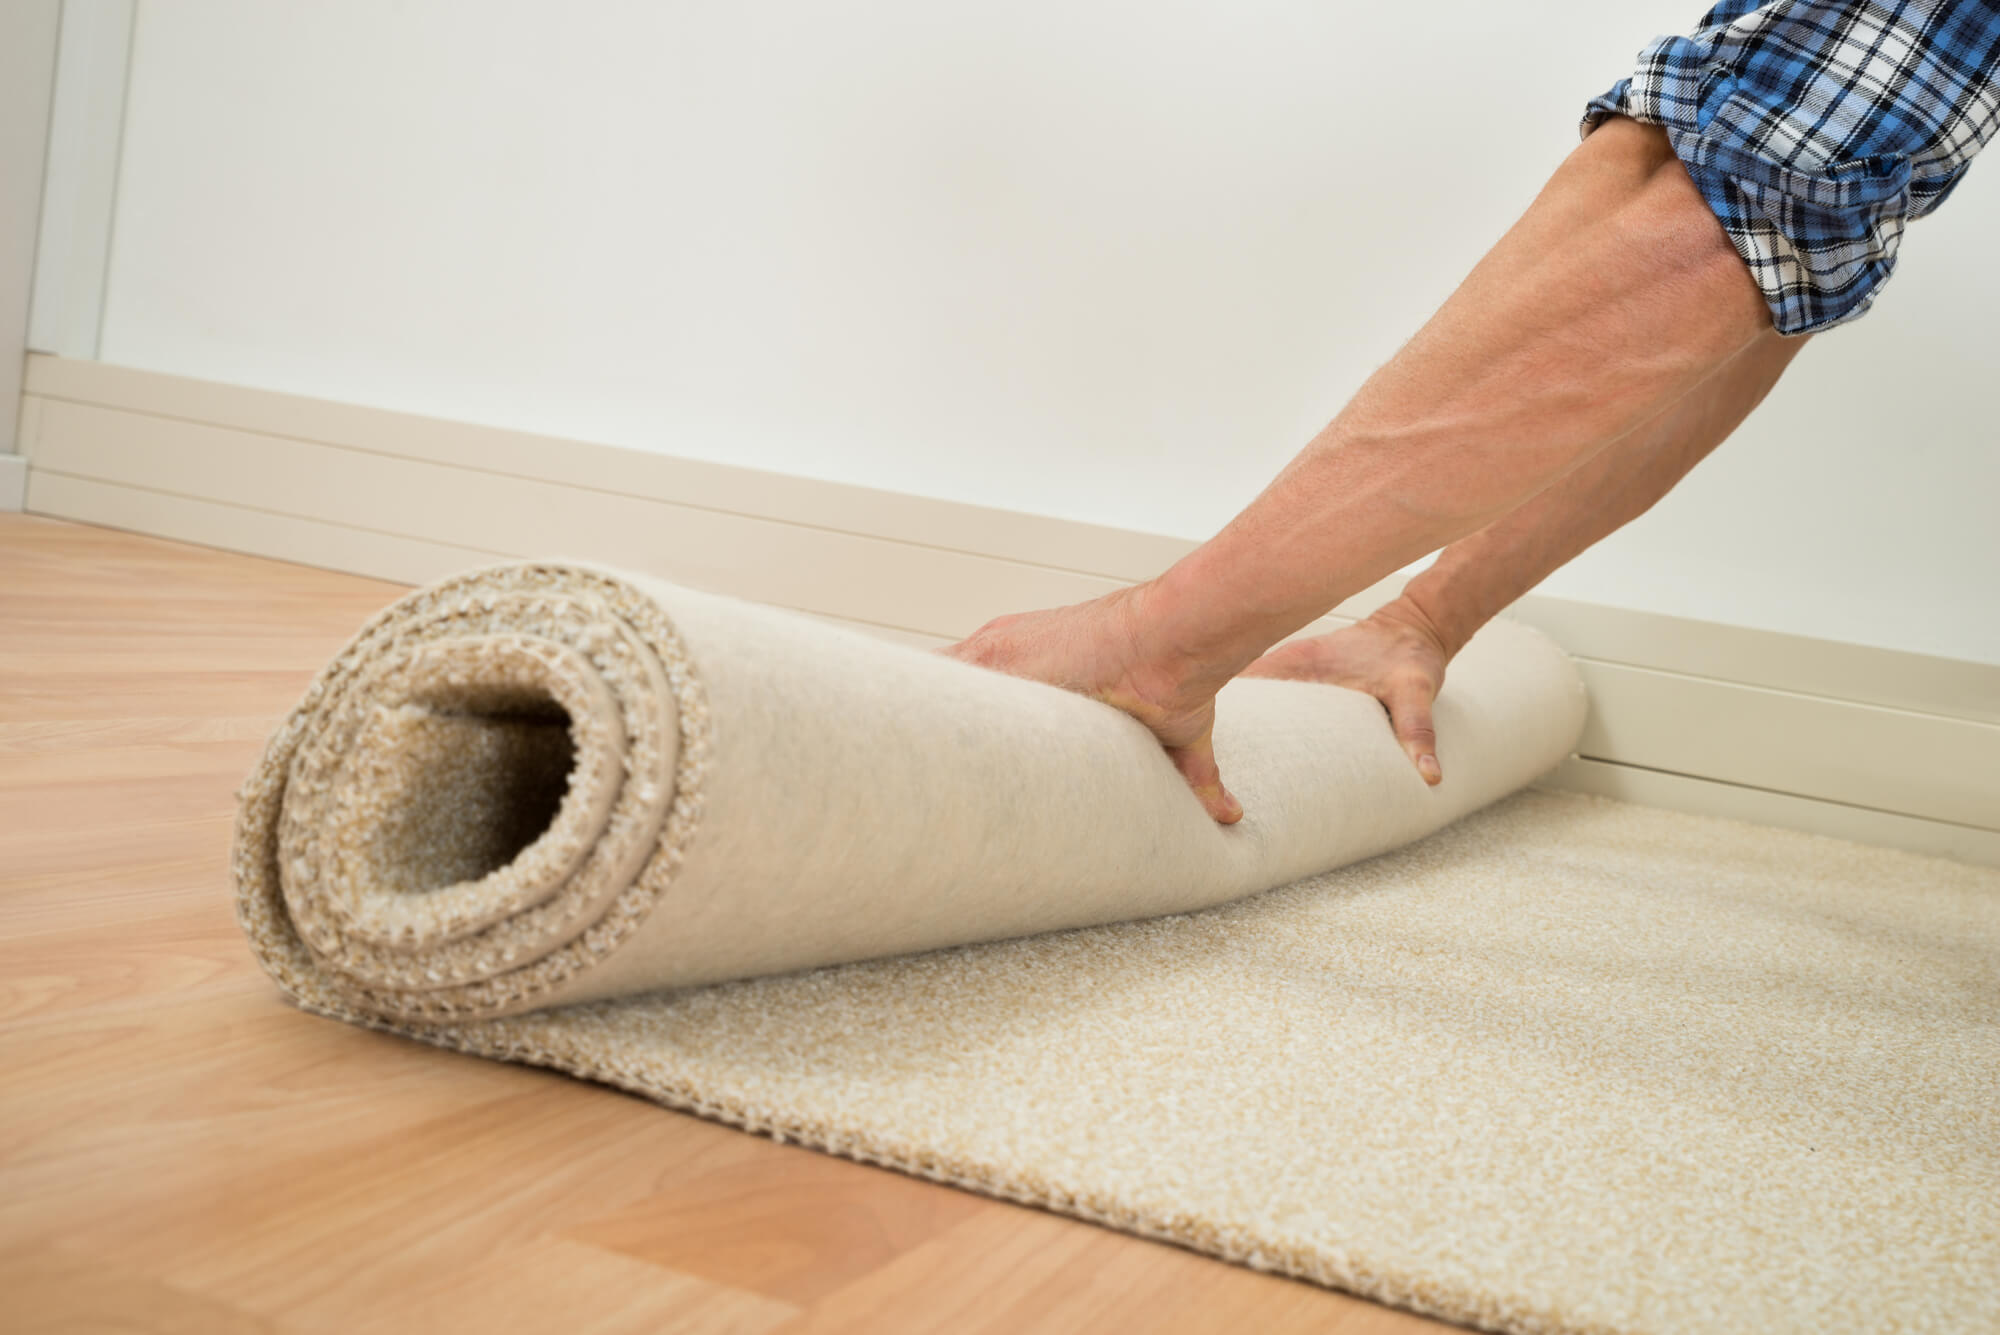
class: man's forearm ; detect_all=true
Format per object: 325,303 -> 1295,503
1137,117 -> 1775,686
1400,327 -> 1809,659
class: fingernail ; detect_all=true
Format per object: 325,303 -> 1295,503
1418,755 -> 1441,785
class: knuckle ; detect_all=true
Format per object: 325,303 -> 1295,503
1386,665 -> 1435,695
954,636 -> 1002,668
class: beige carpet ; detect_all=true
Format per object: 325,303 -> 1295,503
234,562 -> 2000,1334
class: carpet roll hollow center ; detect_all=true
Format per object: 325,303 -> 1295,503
357,691 -> 577,896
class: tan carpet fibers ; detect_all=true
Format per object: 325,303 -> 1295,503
334,790 -> 1996,1335
233,564 -> 1997,1333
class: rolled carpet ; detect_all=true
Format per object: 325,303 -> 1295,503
232,560 -> 2000,1333
234,560 -> 1586,1024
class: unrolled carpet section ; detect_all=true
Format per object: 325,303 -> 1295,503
234,561 -> 1999,1335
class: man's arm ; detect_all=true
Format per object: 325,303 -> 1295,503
1402,327 -> 1807,661
944,116 -> 1779,822
1244,326 -> 1809,783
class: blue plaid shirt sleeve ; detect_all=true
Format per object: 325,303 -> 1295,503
1583,1 -> 2000,334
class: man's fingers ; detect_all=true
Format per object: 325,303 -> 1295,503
1385,680 -> 1442,786
1170,733 -> 1243,824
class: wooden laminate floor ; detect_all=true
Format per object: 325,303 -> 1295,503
0,513 -> 1460,1334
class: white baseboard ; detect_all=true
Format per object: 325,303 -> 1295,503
1541,758 -> 2000,867
0,451 -> 25,511
16,353 -> 1999,865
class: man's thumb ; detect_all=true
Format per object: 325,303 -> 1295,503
1171,734 -> 1243,824
1386,685 -> 1441,786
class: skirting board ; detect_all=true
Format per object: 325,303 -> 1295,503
15,353 -> 2000,866
0,452 -> 25,512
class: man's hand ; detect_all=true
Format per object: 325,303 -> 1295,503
1242,599 -> 1451,786
941,585 -> 1244,824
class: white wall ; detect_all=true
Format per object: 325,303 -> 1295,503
61,0 -> 2000,661
2,0 -> 60,456
27,0 -> 133,362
